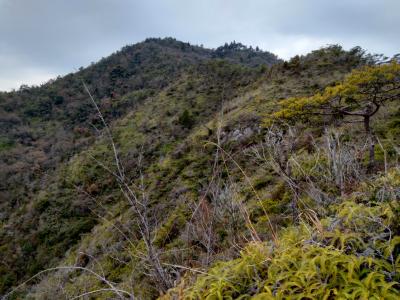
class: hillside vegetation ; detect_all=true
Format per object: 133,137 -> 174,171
0,39 -> 399,299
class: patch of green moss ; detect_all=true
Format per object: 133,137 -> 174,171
0,136 -> 15,151
154,206 -> 190,248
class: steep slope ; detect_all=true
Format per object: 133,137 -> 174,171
4,45 -> 389,299
0,38 -> 280,296
163,56 -> 400,299
0,38 -> 279,217
0,38 -> 207,215
2,40 -> 398,299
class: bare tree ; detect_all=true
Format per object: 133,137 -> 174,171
253,125 -> 301,222
83,83 -> 173,292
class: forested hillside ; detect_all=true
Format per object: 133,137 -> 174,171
0,39 -> 399,299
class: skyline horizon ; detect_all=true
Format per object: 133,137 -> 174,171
1,38 -> 394,92
1,0 -> 399,91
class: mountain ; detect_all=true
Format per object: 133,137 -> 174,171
0,39 -> 399,299
0,38 -> 279,221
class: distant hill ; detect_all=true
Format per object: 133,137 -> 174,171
0,38 -> 280,295
0,37 -> 280,217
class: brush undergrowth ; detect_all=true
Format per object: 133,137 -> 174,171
162,169 -> 400,299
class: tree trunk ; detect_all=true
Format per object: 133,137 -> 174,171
364,115 -> 375,170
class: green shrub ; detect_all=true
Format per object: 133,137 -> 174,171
178,110 -> 195,129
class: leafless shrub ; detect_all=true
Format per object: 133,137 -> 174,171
185,181 -> 246,267
252,125 -> 364,222
211,183 -> 243,235
252,125 -> 302,221
323,128 -> 362,195
187,198 -> 216,266
83,83 -> 174,292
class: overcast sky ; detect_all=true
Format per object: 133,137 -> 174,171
0,0 -> 399,91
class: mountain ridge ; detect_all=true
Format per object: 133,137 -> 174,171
0,38 -> 281,296
1,39 -> 399,299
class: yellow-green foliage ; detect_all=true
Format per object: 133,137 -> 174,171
320,200 -> 398,258
178,226 -> 399,299
254,245 -> 398,299
166,170 -> 400,299
185,242 -> 272,299
363,168 -> 400,202
154,205 -> 190,248
268,61 -> 400,124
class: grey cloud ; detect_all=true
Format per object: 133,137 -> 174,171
0,0 -> 399,90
